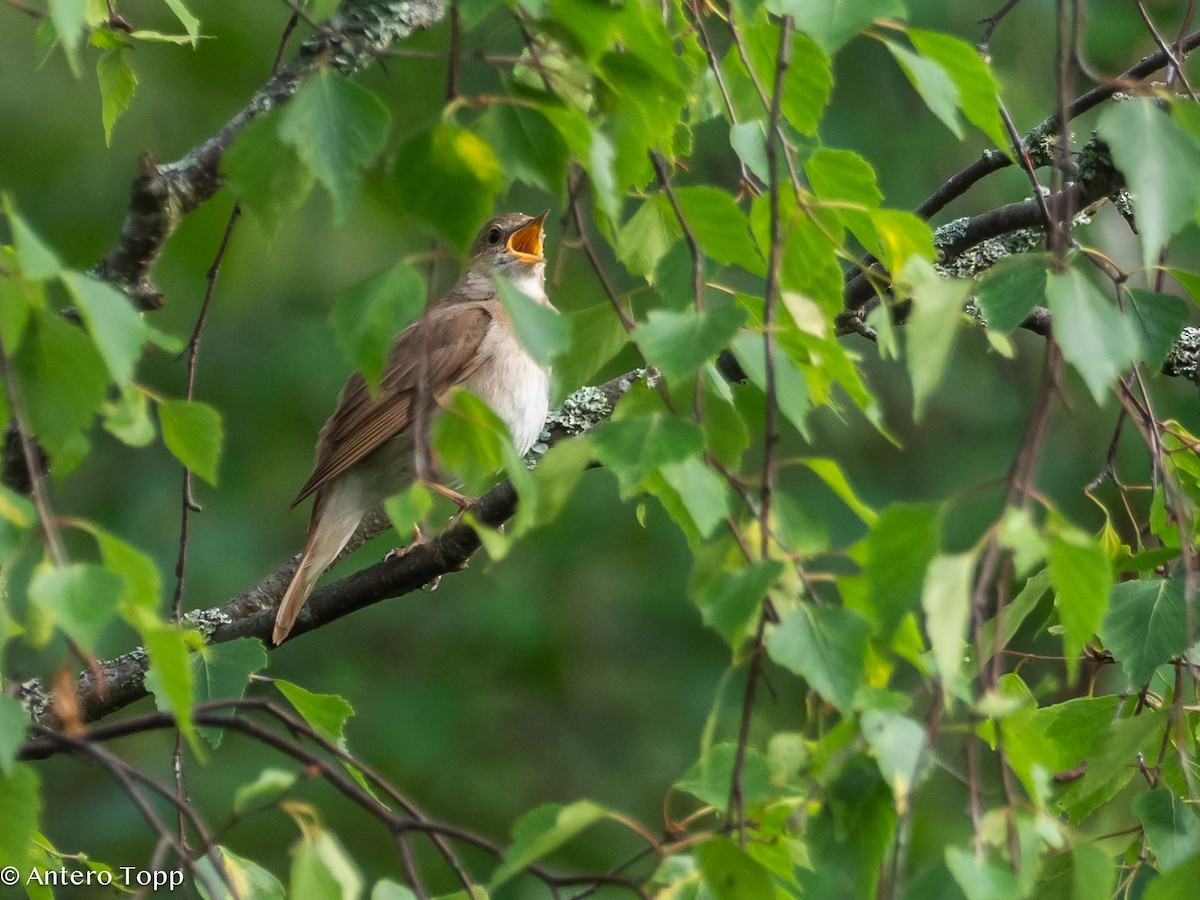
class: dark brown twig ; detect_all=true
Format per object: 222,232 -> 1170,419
977,0 -> 1026,53
727,14 -> 792,846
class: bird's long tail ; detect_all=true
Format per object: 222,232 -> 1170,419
273,487 -> 363,645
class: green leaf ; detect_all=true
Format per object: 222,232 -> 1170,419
143,623 -> 199,751
190,638 -> 269,748
1046,268 -> 1140,405
1097,99 -> 1200,268
96,47 -> 137,145
394,123 -> 502,250
976,255 -> 1047,334
729,331 -> 811,440
0,764 -> 40,876
634,307 -> 746,384
234,769 -> 299,816
697,837 -> 774,900
278,69 -> 391,224
585,128 -> 621,227
432,388 -> 532,498
673,187 -> 764,274
1048,527 -> 1112,679
28,562 -> 122,651
749,191 -> 846,313
652,456 -> 730,543
61,270 -> 149,388
921,553 -> 975,693
766,602 -> 870,713
494,276 -> 569,366
223,112 -> 315,236
869,208 -> 935,273
163,0 -> 200,40
48,0 -> 89,74
93,524 -> 161,615
861,502 -> 939,633
862,710 -> 926,814
1146,852 -> 1200,900
524,439 -> 592,532
372,881 -> 418,900
768,0 -> 907,54
945,845 -> 1020,900
616,195 -> 679,278
884,40 -> 962,138
805,147 -> 883,250
730,121 -> 769,185
1101,577 -> 1188,687
13,309 -> 107,470
195,846 -> 286,900
778,31 -> 833,136
1032,841 -> 1116,900
899,258 -> 970,420
4,193 -> 63,280
676,743 -> 771,814
691,559 -> 784,647
0,695 -> 28,776
104,385 -> 156,447
1135,788 -> 1200,872
158,398 -> 224,485
0,482 -> 34,529
275,680 -> 355,746
490,801 -> 609,890
547,0 -> 618,58
592,411 -> 704,496
127,29 -> 199,44
477,102 -> 568,197
331,262 -> 426,392
1060,710 -> 1164,821
289,825 -> 363,900
384,484 -> 433,538
800,457 -> 877,525
554,302 -> 629,404
979,569 -> 1050,668
908,28 -> 1006,148
1127,288 -> 1190,369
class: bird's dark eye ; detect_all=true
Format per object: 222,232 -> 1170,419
487,227 -> 502,245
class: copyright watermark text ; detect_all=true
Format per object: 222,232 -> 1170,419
1,864 -> 184,891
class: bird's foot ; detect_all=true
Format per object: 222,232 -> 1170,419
383,525 -> 442,590
383,525 -> 425,563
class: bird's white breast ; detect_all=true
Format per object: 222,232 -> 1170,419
465,269 -> 551,457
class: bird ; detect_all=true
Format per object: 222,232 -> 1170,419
272,211 -> 553,645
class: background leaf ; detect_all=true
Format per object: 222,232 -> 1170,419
279,69 -> 391,224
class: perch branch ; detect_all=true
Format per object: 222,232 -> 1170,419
19,371 -> 646,726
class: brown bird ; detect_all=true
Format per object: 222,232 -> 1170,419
272,211 -> 552,645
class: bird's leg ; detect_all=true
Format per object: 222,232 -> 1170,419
423,480 -> 480,511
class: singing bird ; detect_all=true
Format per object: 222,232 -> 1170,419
272,211 -> 552,645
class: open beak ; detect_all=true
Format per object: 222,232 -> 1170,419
506,210 -> 549,263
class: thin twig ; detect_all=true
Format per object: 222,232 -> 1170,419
727,14 -> 792,847
1135,0 -> 1198,101
2,0 -> 45,18
977,0 -> 1025,53
650,151 -> 706,418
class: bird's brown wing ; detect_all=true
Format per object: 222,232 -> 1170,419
291,301 -> 494,506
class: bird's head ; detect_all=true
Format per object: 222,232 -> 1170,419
469,211 -> 549,281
